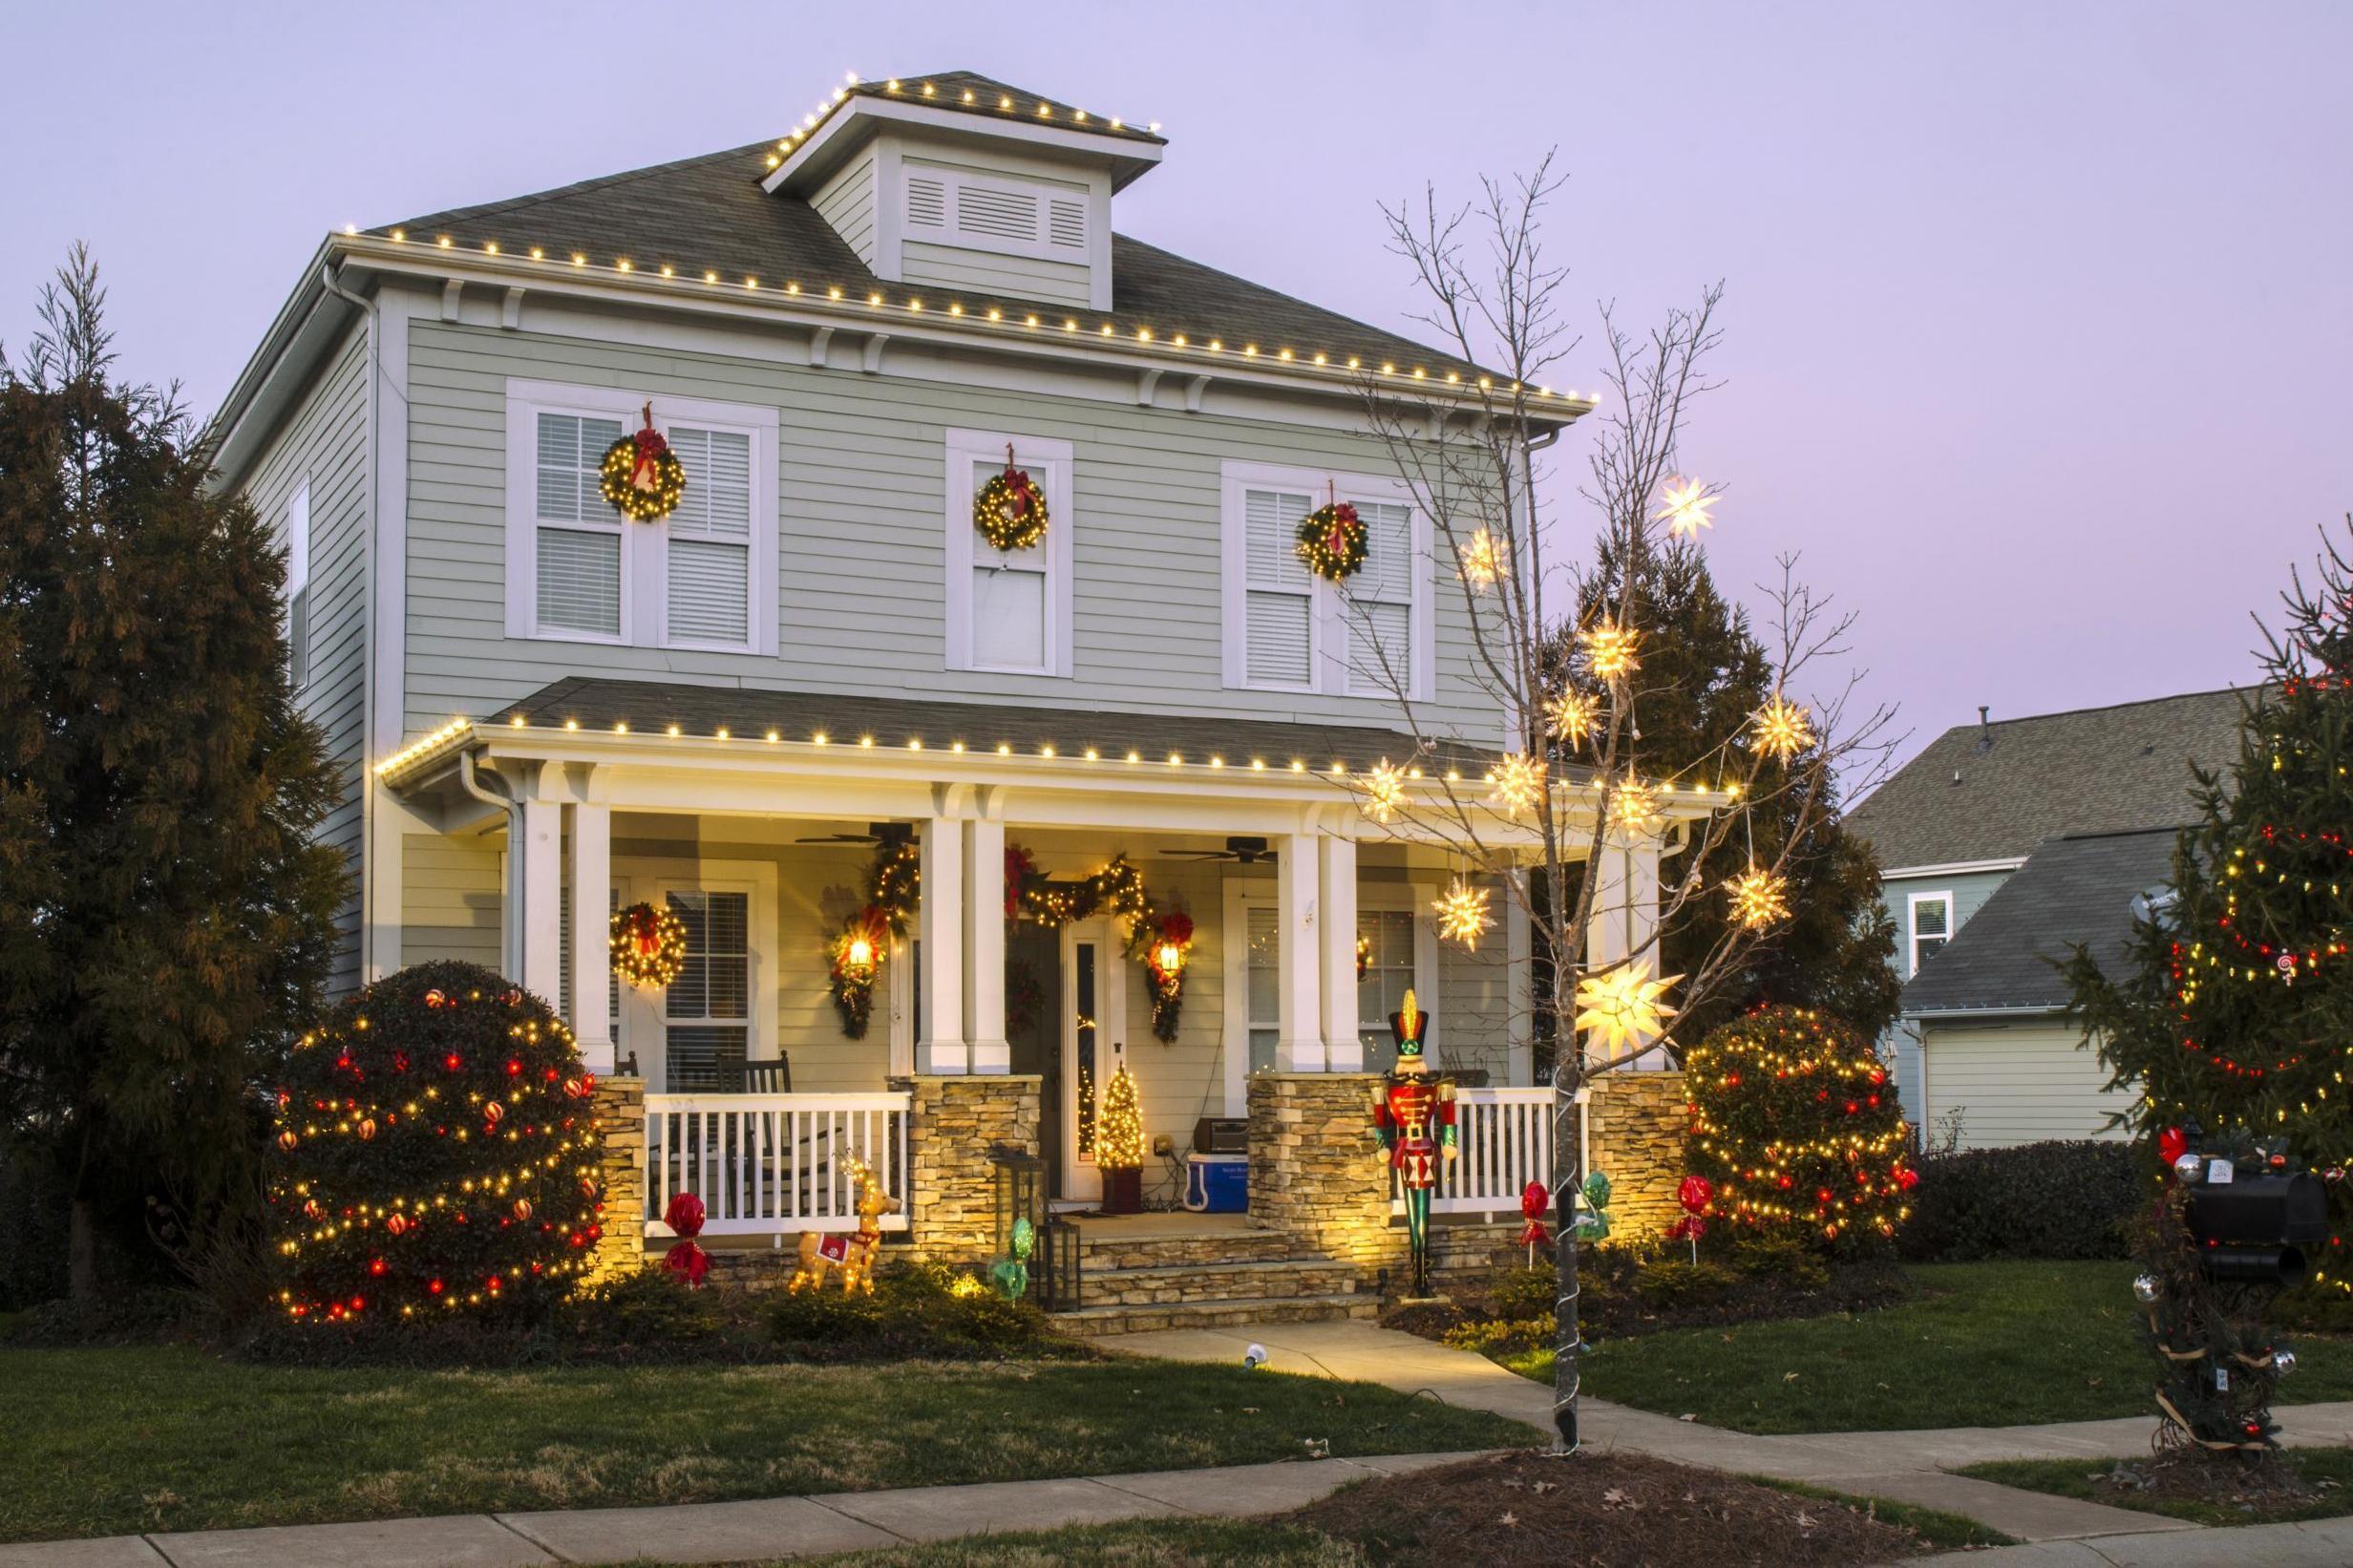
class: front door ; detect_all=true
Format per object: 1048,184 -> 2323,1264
1004,926 -> 1064,1189
1059,918 -> 1129,1205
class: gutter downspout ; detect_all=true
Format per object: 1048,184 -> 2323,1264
457,750 -> 519,978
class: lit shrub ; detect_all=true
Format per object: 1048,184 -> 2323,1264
265,961 -> 606,1329
1685,1005 -> 1914,1253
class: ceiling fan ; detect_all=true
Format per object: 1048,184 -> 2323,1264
795,821 -> 915,847
1157,835 -> 1279,865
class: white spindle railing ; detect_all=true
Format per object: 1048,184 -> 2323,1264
1393,1086 -> 1559,1217
644,1091 -> 912,1236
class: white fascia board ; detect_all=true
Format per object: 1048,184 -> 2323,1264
1903,1004 -> 2066,1025
206,238 -> 351,491
764,96 -> 1163,196
1882,858 -> 2029,880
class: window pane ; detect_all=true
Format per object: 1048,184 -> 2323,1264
538,528 -> 621,636
1245,906 -> 1281,1027
668,539 -> 751,646
1349,601 -> 1411,694
1248,1027 -> 1278,1075
665,1026 -> 747,1091
537,413 -> 622,522
1915,900 -> 1950,937
1916,936 -> 1947,965
1074,943 -> 1098,1161
974,566 -> 1047,667
667,428 -> 752,539
1246,590 -> 1312,686
1244,488 -> 1314,591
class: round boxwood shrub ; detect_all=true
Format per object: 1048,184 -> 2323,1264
265,961 -> 606,1328
1685,1005 -> 1915,1251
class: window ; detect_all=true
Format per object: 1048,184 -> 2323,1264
903,162 -> 1090,263
1244,903 -> 1282,1076
1221,462 -> 1430,699
943,428 -> 1073,676
664,890 -> 751,1090
1356,908 -> 1418,1074
285,479 -> 312,689
1909,891 -> 1953,976
556,884 -> 621,1036
504,380 -> 778,654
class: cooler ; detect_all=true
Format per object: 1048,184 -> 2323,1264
1183,1153 -> 1248,1213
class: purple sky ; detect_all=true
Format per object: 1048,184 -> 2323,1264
11,2 -> 2346,769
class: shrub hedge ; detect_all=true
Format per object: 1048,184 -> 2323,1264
764,1261 -> 1053,1360
1897,1138 -> 2143,1262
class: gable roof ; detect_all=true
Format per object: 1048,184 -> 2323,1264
1899,827 -> 2179,1016
839,71 -> 1167,148
1848,688 -> 2251,872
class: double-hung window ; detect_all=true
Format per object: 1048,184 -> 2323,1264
1220,461 -> 1431,700
1355,906 -> 1424,1075
284,478 -> 313,689
943,428 -> 1073,676
1908,891 -> 1954,975
504,380 -> 778,654
664,889 -> 751,1090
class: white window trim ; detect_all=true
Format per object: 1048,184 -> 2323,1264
1907,889 -> 1955,977
1219,459 -> 1433,701
943,426 -> 1075,678
503,378 -> 780,655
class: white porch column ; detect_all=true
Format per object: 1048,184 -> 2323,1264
964,811 -> 1008,1074
512,792 -> 562,1005
1318,835 -> 1362,1071
1505,876 -> 1534,1087
567,799 -> 613,1075
1275,831 -> 1325,1071
1582,830 -> 1667,1069
916,813 -> 969,1074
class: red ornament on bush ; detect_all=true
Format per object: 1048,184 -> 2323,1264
662,1191 -> 711,1288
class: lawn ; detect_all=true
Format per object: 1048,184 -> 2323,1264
0,1346 -> 1533,1543
1566,1260 -> 2353,1434
1959,1447 -> 2353,1527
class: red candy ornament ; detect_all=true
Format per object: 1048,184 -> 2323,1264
661,1191 -> 711,1287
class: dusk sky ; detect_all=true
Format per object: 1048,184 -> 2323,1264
10,1 -> 2345,773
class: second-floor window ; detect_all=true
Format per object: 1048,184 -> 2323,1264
1909,891 -> 1954,975
503,380 -> 779,655
1219,461 -> 1431,700
943,427 -> 1074,677
285,477 -> 312,689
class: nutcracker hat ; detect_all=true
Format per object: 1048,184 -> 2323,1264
1388,988 -> 1431,1064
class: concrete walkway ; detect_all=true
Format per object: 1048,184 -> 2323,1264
0,1451 -> 1484,1568
1095,1319 -> 2353,1547
1920,1515 -> 2353,1566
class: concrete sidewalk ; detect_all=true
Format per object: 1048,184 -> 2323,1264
1921,1515 -> 2353,1566
0,1452 -> 1481,1568
1096,1319 -> 2353,1547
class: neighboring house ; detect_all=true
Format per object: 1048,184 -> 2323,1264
206,72 -> 1691,1254
1847,689 -> 2248,1147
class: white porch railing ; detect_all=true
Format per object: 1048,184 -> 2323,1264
1393,1087 -> 1558,1218
645,1091 -> 912,1237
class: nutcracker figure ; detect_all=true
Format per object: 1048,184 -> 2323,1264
1372,988 -> 1456,1297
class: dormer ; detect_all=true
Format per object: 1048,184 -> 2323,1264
763,73 -> 1165,313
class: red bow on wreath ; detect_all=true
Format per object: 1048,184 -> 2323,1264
1001,444 -> 1038,519
661,1191 -> 710,1287
628,403 -> 670,493
1516,1178 -> 1553,1248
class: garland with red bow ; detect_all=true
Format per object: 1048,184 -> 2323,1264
975,444 -> 1049,551
610,901 -> 689,990
1296,498 -> 1367,582
599,403 -> 688,522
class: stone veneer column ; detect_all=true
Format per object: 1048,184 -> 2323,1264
893,1074 -> 1041,1265
1584,1069 -> 1689,1240
589,1074 -> 647,1280
1245,1072 -> 1405,1278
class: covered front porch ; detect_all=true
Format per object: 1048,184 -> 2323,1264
372,678 -> 1687,1255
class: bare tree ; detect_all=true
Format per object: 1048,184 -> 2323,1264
1339,158 -> 1897,1452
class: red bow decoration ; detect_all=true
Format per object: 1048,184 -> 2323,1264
1001,445 -> 1038,519
1325,499 -> 1358,556
661,1191 -> 710,1287
629,403 -> 670,493
1516,1178 -> 1552,1248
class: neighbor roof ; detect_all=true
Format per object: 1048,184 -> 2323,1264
1848,688 -> 2251,871
1899,827 -> 2180,1015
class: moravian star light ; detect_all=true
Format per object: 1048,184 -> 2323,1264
1726,865 -> 1791,929
1490,752 -> 1546,815
1364,758 -> 1406,823
1548,689 -> 1599,748
1751,694 -> 1814,762
1582,620 -> 1641,682
1607,774 -> 1664,835
1574,962 -> 1680,1056
1654,476 -> 1717,539
1433,878 -> 1493,950
1459,527 -> 1507,590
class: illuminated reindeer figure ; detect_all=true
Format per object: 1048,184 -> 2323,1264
788,1155 -> 901,1295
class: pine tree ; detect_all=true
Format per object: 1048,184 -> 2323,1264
1543,540 -> 1899,1062
2069,522 -> 2353,1452
0,247 -> 350,1310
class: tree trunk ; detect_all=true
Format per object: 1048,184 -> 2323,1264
68,1196 -> 99,1311
1552,1041 -> 1584,1452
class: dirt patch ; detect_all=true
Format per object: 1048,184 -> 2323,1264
2081,1451 -> 2329,1518
1283,1451 -> 1932,1567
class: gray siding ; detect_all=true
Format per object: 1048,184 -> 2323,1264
241,325 -> 371,990
812,148 -> 876,267
901,240 -> 1090,307
401,315 -> 1497,742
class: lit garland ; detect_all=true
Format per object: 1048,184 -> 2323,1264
1751,694 -> 1814,762
1726,865 -> 1791,930
1008,846 -> 1191,1040
1434,878 -> 1493,950
598,404 -> 686,522
973,444 -> 1049,551
1490,752 -> 1545,815
267,962 -> 606,1325
1459,527 -> 1506,590
1653,476 -> 1717,539
610,901 -> 688,990
1573,962 -> 1679,1058
1295,499 -> 1367,582
1582,620 -> 1641,682
1684,1005 -> 1914,1247
826,839 -> 922,1040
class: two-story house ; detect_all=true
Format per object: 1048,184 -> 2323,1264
208,72 -> 1691,1280
1847,688 -> 2248,1147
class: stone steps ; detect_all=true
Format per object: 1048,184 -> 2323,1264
1073,1226 -> 1300,1271
1077,1257 -> 1363,1308
1052,1292 -> 1381,1338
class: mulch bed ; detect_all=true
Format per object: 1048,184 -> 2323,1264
2081,1450 -> 2328,1517
1285,1451 -> 1933,1566
1388,1255 -> 1910,1347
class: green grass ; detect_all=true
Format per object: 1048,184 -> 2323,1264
712,1519 -> 1364,1566
1560,1261 -> 2353,1434
1958,1448 -> 2353,1527
0,1346 -> 1531,1543
1749,1476 -> 2016,1550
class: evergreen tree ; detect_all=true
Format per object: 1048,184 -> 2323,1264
0,247 -> 350,1309
2069,522 -> 2353,1452
1544,540 -> 1899,1061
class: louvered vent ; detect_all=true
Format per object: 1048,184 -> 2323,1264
906,174 -> 947,230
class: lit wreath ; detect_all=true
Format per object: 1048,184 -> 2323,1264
1295,499 -> 1367,582
610,901 -> 689,990
974,444 -> 1049,552
599,403 -> 687,522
